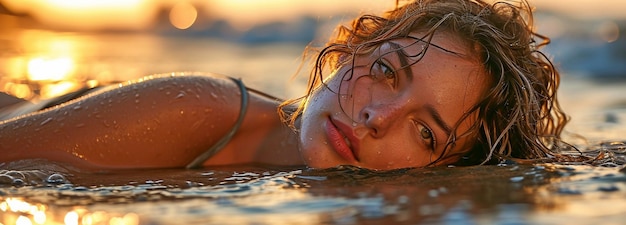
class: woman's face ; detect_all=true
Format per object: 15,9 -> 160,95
298,32 -> 489,170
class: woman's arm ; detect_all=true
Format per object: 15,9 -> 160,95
0,73 -> 277,169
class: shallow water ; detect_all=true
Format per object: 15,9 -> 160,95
1,161 -> 626,225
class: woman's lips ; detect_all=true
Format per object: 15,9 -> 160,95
325,118 -> 359,162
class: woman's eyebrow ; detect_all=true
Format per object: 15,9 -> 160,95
425,103 -> 452,136
387,42 -> 414,81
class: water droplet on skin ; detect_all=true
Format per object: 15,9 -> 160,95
40,117 -> 53,125
75,123 -> 85,128
352,122 -> 357,127
211,92 -> 218,98
73,105 -> 82,110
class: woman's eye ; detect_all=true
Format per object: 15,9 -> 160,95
371,59 -> 397,86
417,124 -> 435,150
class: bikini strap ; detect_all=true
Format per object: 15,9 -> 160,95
186,77 -> 249,169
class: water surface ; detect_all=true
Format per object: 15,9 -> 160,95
1,160 -> 625,224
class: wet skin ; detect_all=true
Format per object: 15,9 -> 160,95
298,32 -> 490,170
0,74 -> 302,169
0,33 -> 487,171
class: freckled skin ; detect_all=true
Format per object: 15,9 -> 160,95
298,32 -> 489,170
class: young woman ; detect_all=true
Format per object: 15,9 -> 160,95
0,0 -> 568,170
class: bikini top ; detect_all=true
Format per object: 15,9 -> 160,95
185,77 -> 249,169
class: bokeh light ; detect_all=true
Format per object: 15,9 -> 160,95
597,21 -> 620,43
169,2 -> 198,30
16,216 -> 33,225
63,211 -> 79,225
27,57 -> 75,81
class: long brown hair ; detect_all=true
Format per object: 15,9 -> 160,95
279,0 -> 569,165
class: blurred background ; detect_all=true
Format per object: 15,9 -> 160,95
0,0 -> 625,142
0,0 -> 396,100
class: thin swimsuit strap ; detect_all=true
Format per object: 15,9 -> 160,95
186,77 -> 249,169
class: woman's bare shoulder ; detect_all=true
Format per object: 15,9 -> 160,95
0,72 -> 286,169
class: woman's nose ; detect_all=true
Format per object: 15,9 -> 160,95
360,102 -> 407,137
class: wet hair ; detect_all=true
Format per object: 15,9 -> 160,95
278,0 -> 568,165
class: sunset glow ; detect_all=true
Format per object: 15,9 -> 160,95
0,0 -> 624,100
2,0 -> 625,31
27,57 -> 74,81
2,0 -> 153,30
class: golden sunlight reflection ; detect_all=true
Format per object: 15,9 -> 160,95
63,211 -> 79,225
27,57 -> 75,81
2,82 -> 32,99
169,2 -> 198,30
0,198 -> 140,225
1,198 -> 46,225
39,81 -> 82,99
1,30 -> 89,100
16,215 -> 33,225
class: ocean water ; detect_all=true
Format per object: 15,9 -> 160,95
1,161 -> 625,224
1,21 -> 626,224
